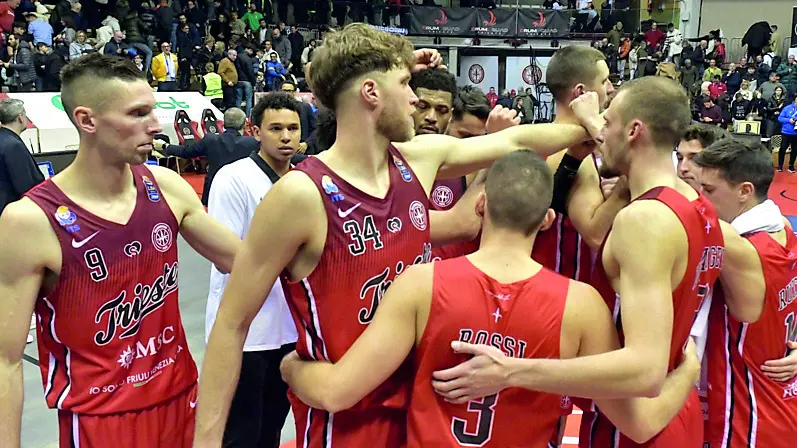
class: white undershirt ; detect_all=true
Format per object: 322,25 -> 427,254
205,157 -> 298,351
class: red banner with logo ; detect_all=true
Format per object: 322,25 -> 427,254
516,9 -> 570,38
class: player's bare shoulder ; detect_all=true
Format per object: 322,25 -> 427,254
611,199 -> 684,244
0,197 -> 61,273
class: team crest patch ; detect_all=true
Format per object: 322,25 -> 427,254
408,200 -> 427,231
55,205 -> 80,232
151,223 -> 173,252
142,176 -> 160,202
431,185 -> 454,208
321,175 -> 344,202
393,156 -> 413,182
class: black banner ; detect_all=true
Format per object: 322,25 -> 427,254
471,8 -> 517,38
408,7 -> 476,37
792,6 -> 797,49
516,10 -> 570,38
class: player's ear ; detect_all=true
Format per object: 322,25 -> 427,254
571,83 -> 586,101
538,208 -> 556,232
475,192 -> 486,219
627,119 -> 643,145
360,78 -> 380,110
738,181 -> 755,203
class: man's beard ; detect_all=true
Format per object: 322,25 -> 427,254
377,108 -> 414,143
598,163 -> 621,179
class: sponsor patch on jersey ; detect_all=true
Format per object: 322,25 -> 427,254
124,241 -> 142,257
387,217 -> 402,233
393,156 -> 413,182
321,175 -> 345,202
55,205 -> 77,226
431,185 -> 454,208
784,378 -> 797,400
142,176 -> 161,202
151,223 -> 173,252
408,200 -> 427,231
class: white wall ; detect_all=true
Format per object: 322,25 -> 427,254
700,0 -> 793,44
457,56 -> 499,91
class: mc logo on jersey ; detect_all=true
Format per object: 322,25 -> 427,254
393,156 -> 413,182
151,223 -> 173,253
141,176 -> 161,202
409,200 -> 427,231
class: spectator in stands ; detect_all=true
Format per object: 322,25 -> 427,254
0,0 -> 19,34
33,42 -> 64,92
196,36 -> 215,74
154,107 -> 258,205
708,37 -> 725,65
118,5 -> 152,75
210,12 -> 230,43
242,3 -> 263,32
702,58 -> 721,83
722,62 -> 741,96
515,87 -> 537,122
665,23 -> 682,68
767,86 -> 787,136
271,27 -> 291,71
288,26 -> 303,71
176,22 -> 197,90
280,80 -> 317,144
689,40 -> 706,76
409,68 -> 457,136
185,0 -> 205,31
218,48 -> 239,108
235,45 -> 255,116
778,55 -> 797,99
24,12 -> 52,47
212,41 -> 226,65
758,71 -> 785,101
4,34 -> 35,91
498,89 -> 513,108
202,62 -> 223,108
230,10 -> 245,40
749,90 -> 767,120
699,96 -> 722,125
263,39 -> 279,62
133,53 -> 146,74
755,55 -> 771,88
731,91 -> 750,121
708,75 -> 726,100
265,52 -> 287,91
104,31 -> 131,58
606,22 -> 622,50
154,0 -> 176,44
151,41 -> 179,91
139,2 -> 156,41
257,18 -> 268,45
680,58 -> 698,93
737,79 -> 755,101
777,95 -> 797,172
301,38 -> 316,67
0,98 -> 42,216
68,30 -> 92,60
644,21 -> 665,51
742,65 -> 757,91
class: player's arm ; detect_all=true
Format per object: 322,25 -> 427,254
566,160 -> 629,250
0,201 -> 56,448
149,165 -> 240,274
429,174 -> 485,245
194,171 -> 320,447
717,220 -> 766,323
563,283 -> 700,442
281,264 -> 432,412
432,203 -> 677,400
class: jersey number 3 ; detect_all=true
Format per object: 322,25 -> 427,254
451,393 -> 498,447
343,215 -> 384,256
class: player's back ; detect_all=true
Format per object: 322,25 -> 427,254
430,177 -> 480,261
583,186 -> 723,448
25,165 -> 196,415
706,230 -> 797,448
532,213 -> 592,283
408,256 -> 569,448
283,145 -> 431,447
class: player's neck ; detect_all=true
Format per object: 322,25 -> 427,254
258,148 -> 291,176
553,104 -> 579,125
328,113 -> 390,177
476,227 -> 538,269
627,148 -> 679,199
63,147 -> 134,198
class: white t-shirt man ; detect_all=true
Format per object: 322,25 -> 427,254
206,154 -> 298,351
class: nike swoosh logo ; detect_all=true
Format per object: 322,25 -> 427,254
72,231 -> 100,249
189,399 -> 198,409
337,203 -> 362,218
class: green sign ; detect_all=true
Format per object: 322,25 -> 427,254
50,95 -> 191,111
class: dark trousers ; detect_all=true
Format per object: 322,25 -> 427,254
222,344 -> 295,448
779,133 -> 797,169
158,80 -> 179,91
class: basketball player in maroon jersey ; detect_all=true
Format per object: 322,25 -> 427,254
280,149 -> 700,447
195,23 -> 598,448
691,140 -> 797,447
0,54 -> 240,448
433,78 -> 723,448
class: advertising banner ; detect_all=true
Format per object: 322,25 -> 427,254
471,8 -> 517,38
408,7 -> 476,37
516,10 -> 570,38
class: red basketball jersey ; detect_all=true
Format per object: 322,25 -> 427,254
25,165 -> 197,415
430,177 -> 480,261
283,145 -> 431,447
532,213 -> 593,283
705,230 -> 797,448
580,187 -> 723,448
408,257 -> 569,448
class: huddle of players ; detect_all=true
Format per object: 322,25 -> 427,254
273,46 -> 797,448
2,23 -> 796,448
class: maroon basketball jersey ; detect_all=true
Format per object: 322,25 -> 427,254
25,165 -> 197,415
581,187 -> 723,448
408,257 -> 568,447
532,213 -> 593,283
283,145 -> 431,447
706,230 -> 797,448
430,177 -> 480,261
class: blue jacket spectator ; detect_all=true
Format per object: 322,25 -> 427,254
777,97 -> 797,135
266,55 -> 287,90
